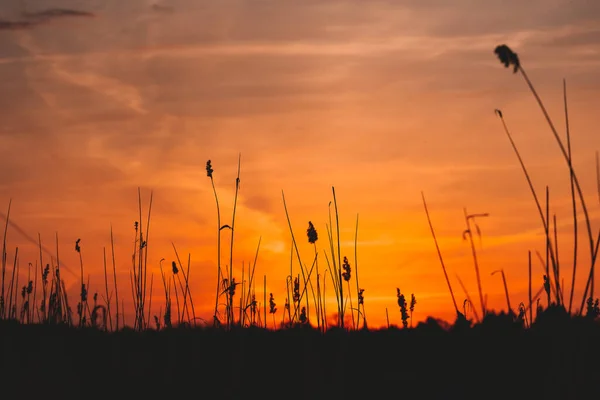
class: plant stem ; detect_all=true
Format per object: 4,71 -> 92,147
564,80 -> 579,314
228,154 -> 241,329
332,187 -> 343,329
110,226 -> 120,330
1,199 -> 11,320
421,192 -> 459,316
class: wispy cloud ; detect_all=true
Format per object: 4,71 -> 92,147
22,8 -> 95,20
0,6 -> 94,31
0,19 -> 36,30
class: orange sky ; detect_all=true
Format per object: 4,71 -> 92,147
0,0 -> 599,329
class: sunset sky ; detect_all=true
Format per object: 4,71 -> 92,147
1,0 -> 599,328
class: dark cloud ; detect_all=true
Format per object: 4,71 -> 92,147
0,7 -> 94,31
23,9 -> 95,20
0,19 -> 37,30
151,4 -> 174,14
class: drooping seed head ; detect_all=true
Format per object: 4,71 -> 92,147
494,44 -> 520,73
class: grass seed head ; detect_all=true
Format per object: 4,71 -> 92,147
543,275 -> 550,298
410,294 -> 417,313
299,307 -> 307,324
397,288 -> 409,328
494,44 -> 520,73
307,221 -> 318,244
269,293 -> 277,314
293,277 -> 300,302
342,257 -> 351,282
206,160 -> 214,178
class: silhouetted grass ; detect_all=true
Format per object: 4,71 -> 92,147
1,310 -> 599,399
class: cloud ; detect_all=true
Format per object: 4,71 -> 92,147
0,19 -> 37,30
0,6 -> 94,31
23,9 -> 95,20
152,4 -> 175,14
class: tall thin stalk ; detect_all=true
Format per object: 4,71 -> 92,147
1,199 -> 11,319
227,154 -> 242,329
281,191 -> 312,324
421,192 -> 459,316
332,187 -> 344,329
206,160 -> 223,326
553,214 -> 562,304
528,251 -> 533,325
146,273 -> 154,330
103,247 -> 112,331
110,225 -> 120,330
76,238 -> 87,327
354,214 -> 362,330
564,80 -> 579,313
463,208 -> 489,318
37,234 -> 44,323
7,247 -> 18,320
244,238 -> 262,326
31,261 -> 37,323
544,187 -> 551,307
596,151 -> 600,204
326,208 -> 341,326
492,269 -> 512,315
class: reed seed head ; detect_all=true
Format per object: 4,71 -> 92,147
293,277 -> 300,302
172,261 -> 179,275
206,160 -> 214,178
543,275 -> 550,298
342,257 -> 351,282
397,288 -> 409,328
299,306 -> 307,324
42,264 -> 50,283
307,221 -> 318,244
75,238 -> 81,253
269,293 -> 277,314
494,44 -> 520,73
80,283 -> 88,303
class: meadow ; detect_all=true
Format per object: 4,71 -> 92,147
0,45 -> 599,399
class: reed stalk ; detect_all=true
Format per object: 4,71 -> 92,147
421,192 -> 460,316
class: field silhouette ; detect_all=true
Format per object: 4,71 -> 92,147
1,310 -> 600,399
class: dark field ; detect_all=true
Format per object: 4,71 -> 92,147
2,309 -> 599,400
